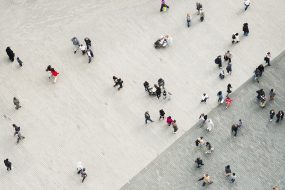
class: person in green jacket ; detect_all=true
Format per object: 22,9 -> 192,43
200,8 -> 205,22
13,97 -> 21,110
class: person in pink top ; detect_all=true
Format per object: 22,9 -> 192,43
51,68 -> 59,83
167,116 -> 173,126
225,97 -> 233,108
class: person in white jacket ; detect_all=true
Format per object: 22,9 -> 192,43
206,119 -> 214,131
232,33 -> 239,43
165,35 -> 172,45
77,161 -> 83,174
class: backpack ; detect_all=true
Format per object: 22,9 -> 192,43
219,71 -> 225,79
214,57 -> 219,64
195,139 -> 200,146
232,34 -> 236,39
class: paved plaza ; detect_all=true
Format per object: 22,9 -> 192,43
0,0 -> 285,189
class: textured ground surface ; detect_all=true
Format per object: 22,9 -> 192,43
0,0 -> 284,189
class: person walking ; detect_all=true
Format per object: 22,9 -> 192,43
215,55 -> 222,69
144,81 -> 149,92
16,57 -> 23,67
14,131 -> 25,144
226,63 -> 233,75
238,119 -> 243,128
84,37 -> 92,49
269,109 -> 275,122
156,86 -> 162,99
4,159 -> 12,171
224,50 -> 233,63
160,0 -> 166,12
196,2 -> 203,15
196,137 -> 204,149
225,165 -> 231,177
13,97 -> 21,110
199,113 -> 207,127
231,124 -> 238,138
114,78 -> 123,90
186,13 -> 191,27
200,93 -> 209,104
244,0 -> 250,11
264,52 -> 271,66
195,157 -> 204,168
269,88 -> 276,99
13,124 -> 20,132
145,111 -> 154,124
51,68 -> 59,83
46,65 -> 52,79
71,37 -> 80,54
231,173 -> 236,183
6,47 -> 15,62
253,68 -> 260,83
225,97 -> 233,108
226,84 -> 233,97
205,142 -> 213,153
232,33 -> 240,43
79,44 -> 86,55
276,111 -> 284,123
86,49 -> 94,63
206,119 -> 214,131
200,8 -> 205,22
217,91 -> 223,103
77,161 -> 83,174
260,94 -> 266,108
113,76 -> 118,84
243,23 -> 249,36
158,78 -> 165,89
80,168 -> 87,182
258,64 -> 264,77
198,174 -> 213,186
172,120 -> 178,133
167,116 -> 173,126
159,109 -> 165,120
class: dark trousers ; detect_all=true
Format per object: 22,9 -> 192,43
9,56 -> 15,62
160,116 -> 164,119
7,166 -> 12,170
160,4 -> 164,11
200,17 -> 204,21
270,115 -> 274,120
86,44 -> 91,50
265,57 -> 270,65
276,117 -> 283,122
118,84 -> 123,90
218,62 -> 222,68
157,94 -> 161,99
82,174 -> 87,182
218,98 -> 222,102
224,56 -> 231,63
234,130 -> 237,136
187,20 -> 191,27
145,87 -> 149,91
145,118 -> 153,124
88,56 -> 91,63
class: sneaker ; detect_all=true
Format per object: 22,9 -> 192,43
220,67 -> 222,69
151,121 -> 155,122
234,136 -> 236,138
16,142 -> 18,144
11,167 -> 13,169
198,148 -> 200,150
173,132 -> 176,134
270,119 -> 272,121
74,51 -> 76,54
205,152 -> 208,154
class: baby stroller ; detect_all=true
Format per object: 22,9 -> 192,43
148,85 -> 158,96
154,38 -> 168,49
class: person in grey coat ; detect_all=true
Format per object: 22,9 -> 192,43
225,165 -> 231,177
13,97 -> 21,109
14,131 -> 25,144
145,111 -> 154,124
71,37 -> 80,54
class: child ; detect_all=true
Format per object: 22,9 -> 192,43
163,90 -> 167,99
16,57 -> 23,67
238,119 -> 243,128
186,13 -> 191,27
225,97 -> 233,108
168,92 -> 172,100
231,173 -> 236,183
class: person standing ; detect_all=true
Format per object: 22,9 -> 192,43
86,49 -> 94,63
226,84 -> 233,97
199,113 -> 207,127
258,64 -> 264,77
231,124 -> 238,138
80,168 -> 87,182
172,120 -> 178,133
243,23 -> 249,36
200,93 -> 209,104
196,2 -> 203,15
6,47 -> 15,62
51,68 -> 59,83
238,119 -> 243,128
244,0 -> 250,11
71,37 -> 80,54
14,131 -> 25,144
186,13 -> 191,27
16,57 -> 23,67
205,142 -> 213,153
260,94 -> 266,108
269,88 -> 276,99
256,89 -> 265,99
13,97 -> 21,110
156,86 -> 161,99
79,44 -> 86,55
159,109 -> 165,120
77,161 -> 83,174
167,116 -> 173,126
225,165 -> 231,177
206,119 -> 214,131
4,159 -> 12,171
215,55 -> 222,69
118,79 -> 123,90
84,37 -> 92,49
264,52 -> 271,66
276,111 -> 284,123
200,8 -> 205,22
197,137 -> 204,150
198,174 -> 213,186
226,63 -> 233,75
165,35 -> 173,46
144,81 -> 149,92
168,92 -> 172,100
253,68 -> 260,83
163,90 -> 167,99
224,50 -> 233,63
145,111 -> 154,124
225,97 -> 233,108
231,173 -> 236,183
158,78 -> 165,89
232,33 -> 239,43
269,109 -> 275,122
195,157 -> 204,168
217,91 -> 223,103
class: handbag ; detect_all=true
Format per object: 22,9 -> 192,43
163,7 -> 167,11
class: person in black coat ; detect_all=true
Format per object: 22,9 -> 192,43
270,109 -> 275,122
256,89 -> 265,99
159,109 -> 165,120
195,157 -> 204,168
243,23 -> 249,36
276,111 -> 284,123
225,165 -> 231,177
4,159 -> 12,170
156,86 -> 161,99
6,47 -> 15,62
258,64 -> 264,77
84,37 -> 91,49
215,55 -> 222,69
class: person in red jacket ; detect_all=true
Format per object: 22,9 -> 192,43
50,68 -> 59,83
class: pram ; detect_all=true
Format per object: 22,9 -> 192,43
148,85 -> 159,96
154,38 -> 168,49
